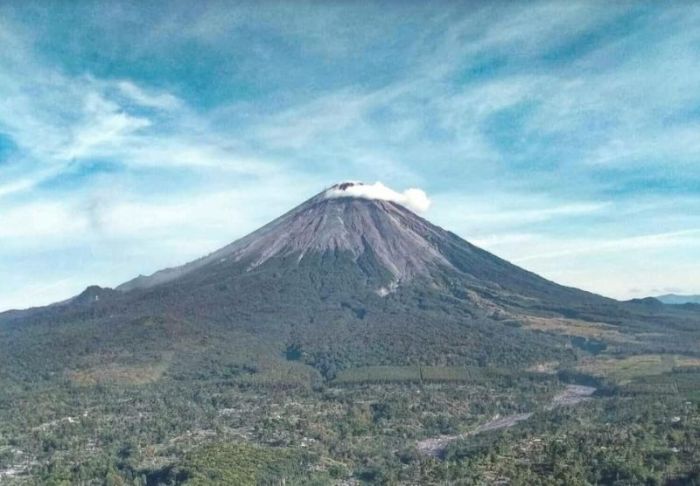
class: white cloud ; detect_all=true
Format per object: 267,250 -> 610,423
0,30 -> 277,203
514,229 -> 700,263
0,175 -> 47,198
0,277 -> 85,311
0,202 -> 88,239
324,181 -> 431,213
464,229 -> 700,300
60,92 -> 152,160
453,202 -> 609,226
116,80 -> 183,110
120,138 -> 277,173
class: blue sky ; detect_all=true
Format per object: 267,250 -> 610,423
1,1 -> 700,310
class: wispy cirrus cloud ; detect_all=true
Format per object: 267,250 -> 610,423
514,229 -> 700,263
115,80 -> 183,111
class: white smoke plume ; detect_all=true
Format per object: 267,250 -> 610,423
324,181 -> 431,213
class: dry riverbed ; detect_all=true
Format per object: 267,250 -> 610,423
417,384 -> 596,458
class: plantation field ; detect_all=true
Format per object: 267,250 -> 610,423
576,354 -> 700,384
332,365 -> 517,385
522,316 -> 632,343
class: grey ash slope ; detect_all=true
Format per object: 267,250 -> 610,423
118,185 -> 452,292
117,182 -> 604,308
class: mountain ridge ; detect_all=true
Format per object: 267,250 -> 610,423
655,293 -> 700,305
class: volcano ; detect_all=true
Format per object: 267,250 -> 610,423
2,182 -> 697,383
117,182 -> 600,304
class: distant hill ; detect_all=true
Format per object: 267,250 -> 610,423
655,294 -> 700,305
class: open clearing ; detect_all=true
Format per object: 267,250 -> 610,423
521,316 -> 632,343
576,354 -> 700,384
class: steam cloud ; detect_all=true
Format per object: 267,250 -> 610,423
325,182 -> 431,213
